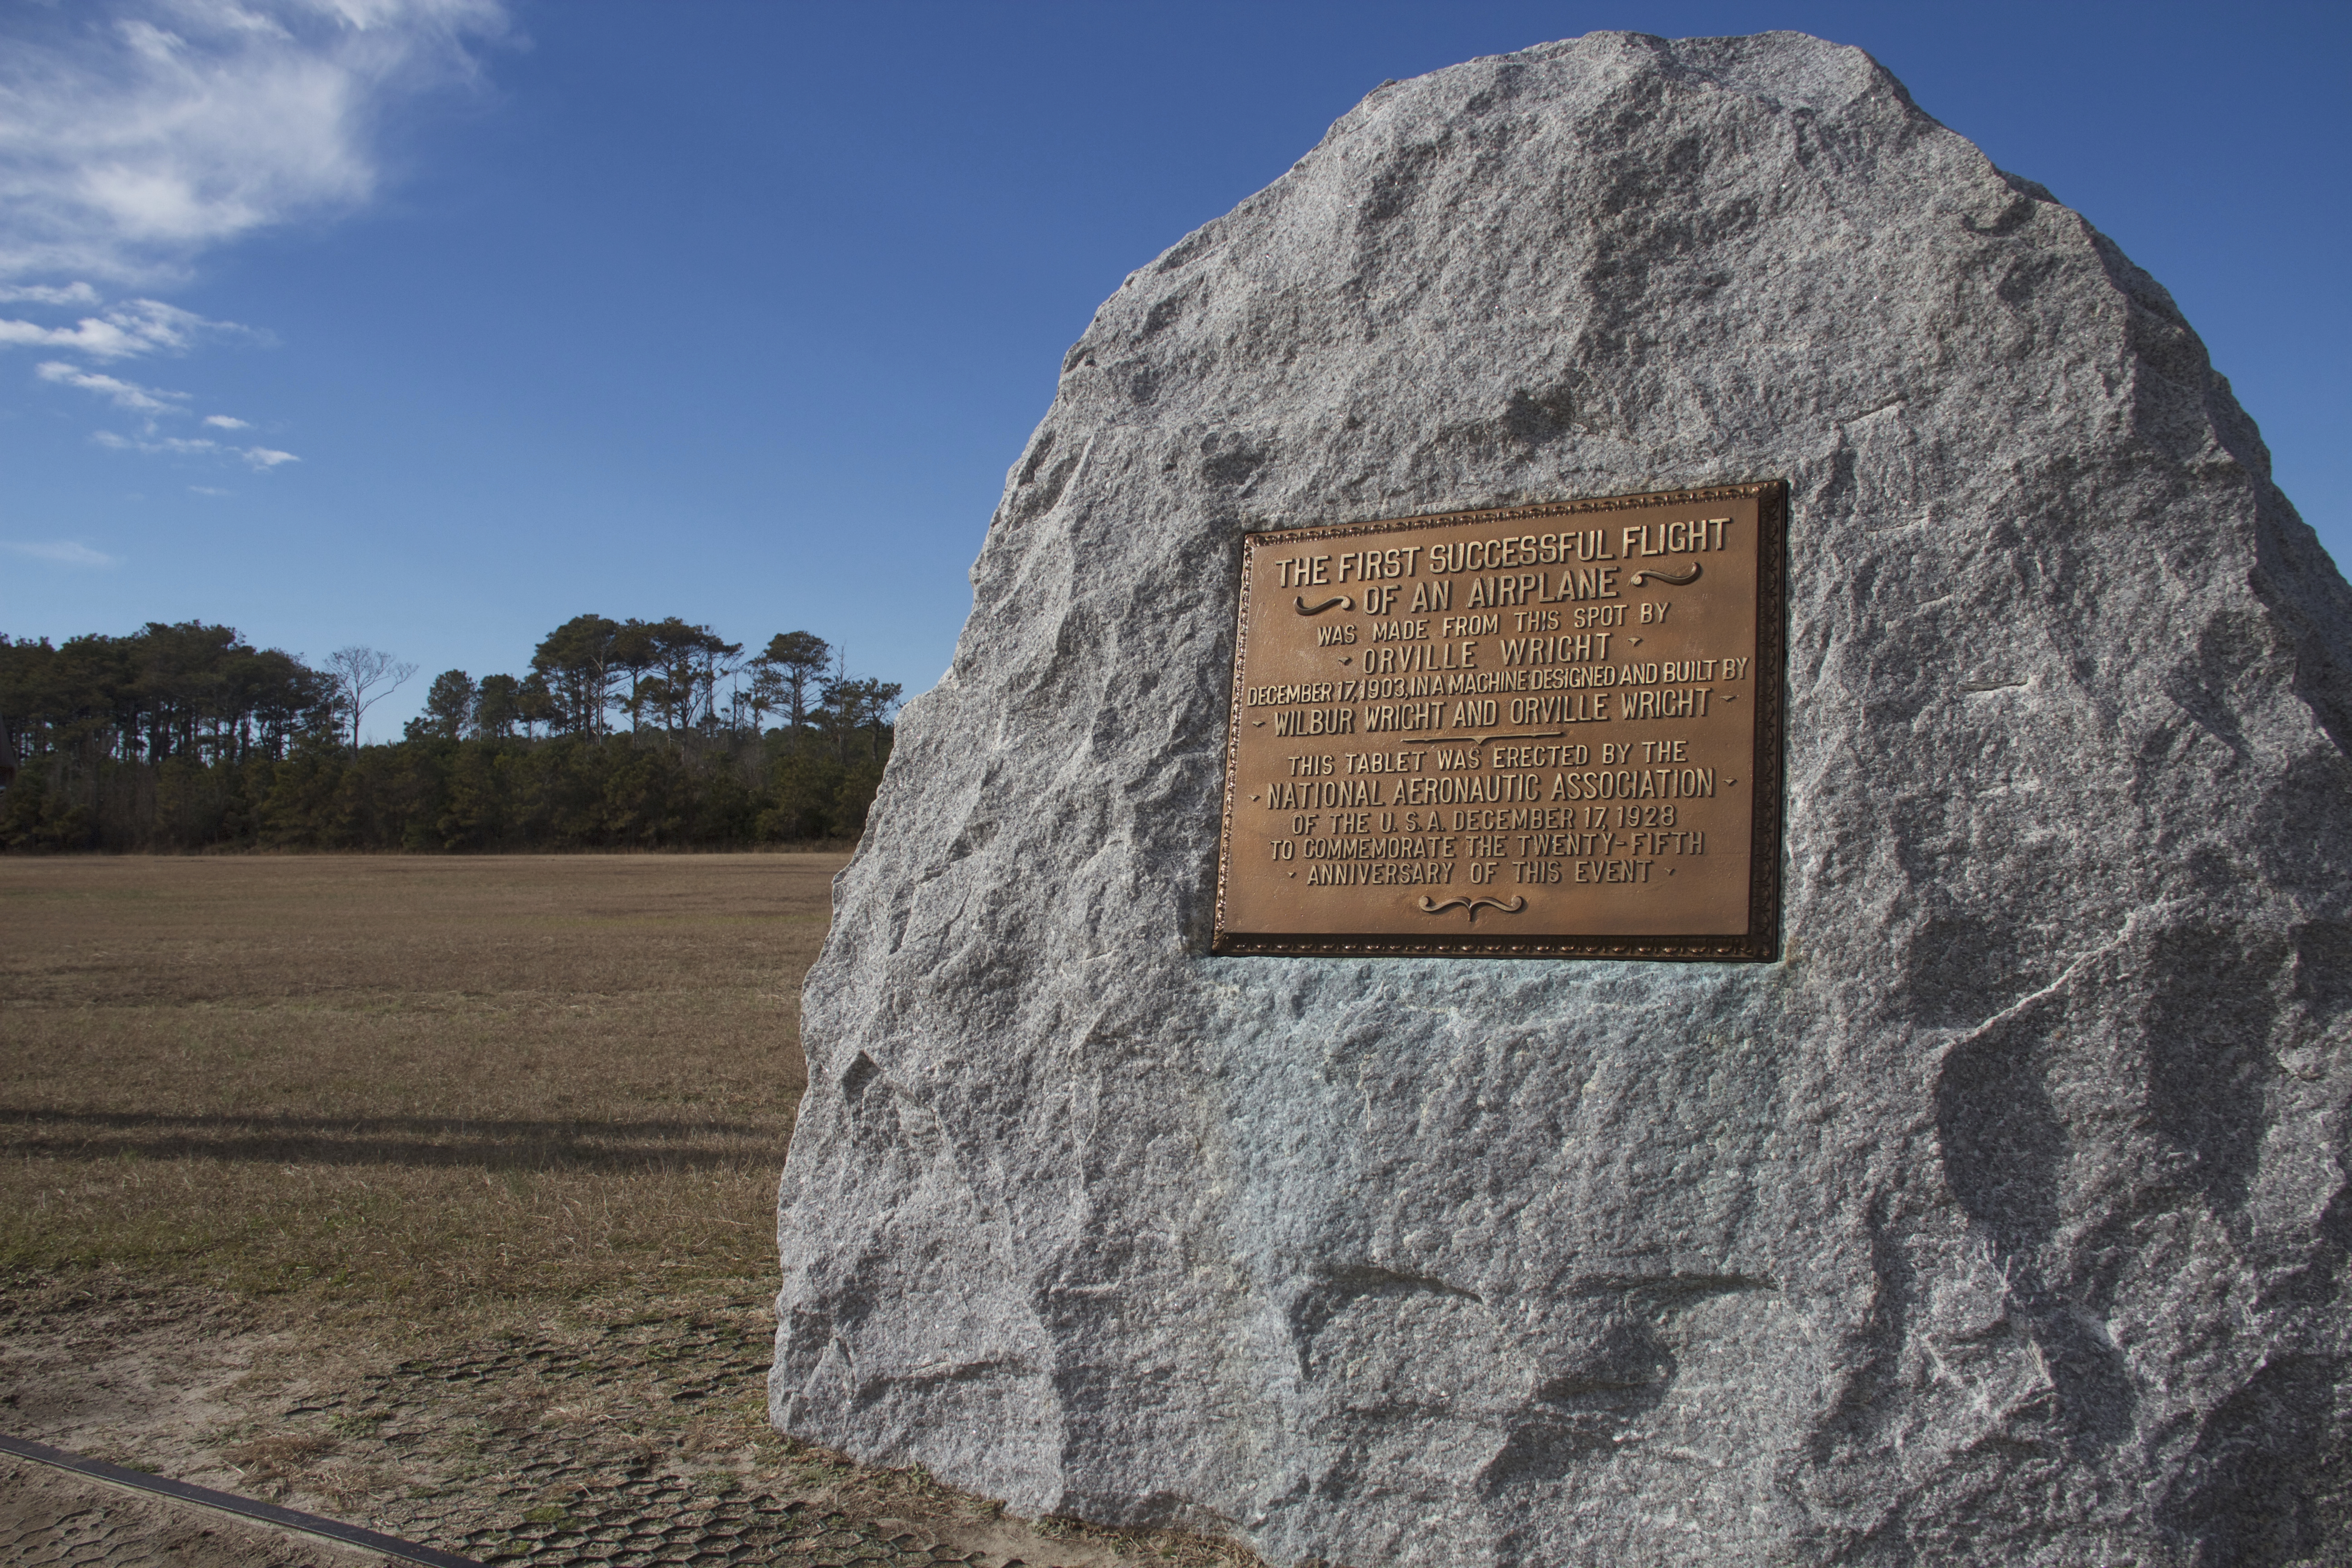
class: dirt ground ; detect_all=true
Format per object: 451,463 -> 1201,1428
0,853 -> 1259,1568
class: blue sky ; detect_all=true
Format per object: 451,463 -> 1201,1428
2,0 -> 2344,739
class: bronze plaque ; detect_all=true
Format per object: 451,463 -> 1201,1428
1212,481 -> 1785,960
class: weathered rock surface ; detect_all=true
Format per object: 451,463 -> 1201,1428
773,29 -> 2352,1566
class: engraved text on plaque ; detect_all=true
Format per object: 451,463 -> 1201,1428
1212,482 -> 1785,959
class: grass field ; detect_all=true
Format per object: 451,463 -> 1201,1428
1,853 -> 820,1310
0,853 -> 1235,1568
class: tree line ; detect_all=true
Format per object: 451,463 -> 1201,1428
0,616 -> 903,852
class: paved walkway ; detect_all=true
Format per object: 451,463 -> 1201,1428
1,1453 -> 396,1567
5,1298 -> 1195,1568
5,1443 -> 1049,1567
268,1316 -> 1038,1565
2,1306 -> 1126,1568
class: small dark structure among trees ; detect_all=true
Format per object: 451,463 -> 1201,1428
0,617 -> 900,851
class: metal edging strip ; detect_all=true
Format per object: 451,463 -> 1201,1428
0,1431 -> 487,1568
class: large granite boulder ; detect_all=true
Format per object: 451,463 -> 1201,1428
773,29 -> 2352,1566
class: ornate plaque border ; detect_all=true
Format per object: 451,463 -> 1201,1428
1210,480 -> 1787,962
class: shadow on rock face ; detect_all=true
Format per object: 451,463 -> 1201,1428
2139,925 -> 2281,1220
2157,1354 -> 2351,1568
1932,980 -> 2138,1453
1287,1266 -> 1776,1504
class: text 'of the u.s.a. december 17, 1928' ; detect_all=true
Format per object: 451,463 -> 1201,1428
1213,481 -> 1787,960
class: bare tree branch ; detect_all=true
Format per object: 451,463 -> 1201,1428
325,646 -> 419,749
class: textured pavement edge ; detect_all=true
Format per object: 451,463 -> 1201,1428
1,1452 -> 400,1568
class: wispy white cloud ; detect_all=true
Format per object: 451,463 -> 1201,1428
0,297 -> 257,359
0,1 -> 514,286
4,539 -> 119,568
188,483 -> 230,495
35,347 -> 279,457
4,5 -> 505,473
0,281 -> 102,305
94,429 -> 207,454
91,427 -> 297,468
36,357 -> 188,411
0,312 -> 143,355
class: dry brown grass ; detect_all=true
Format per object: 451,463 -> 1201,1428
0,852 -> 825,1312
